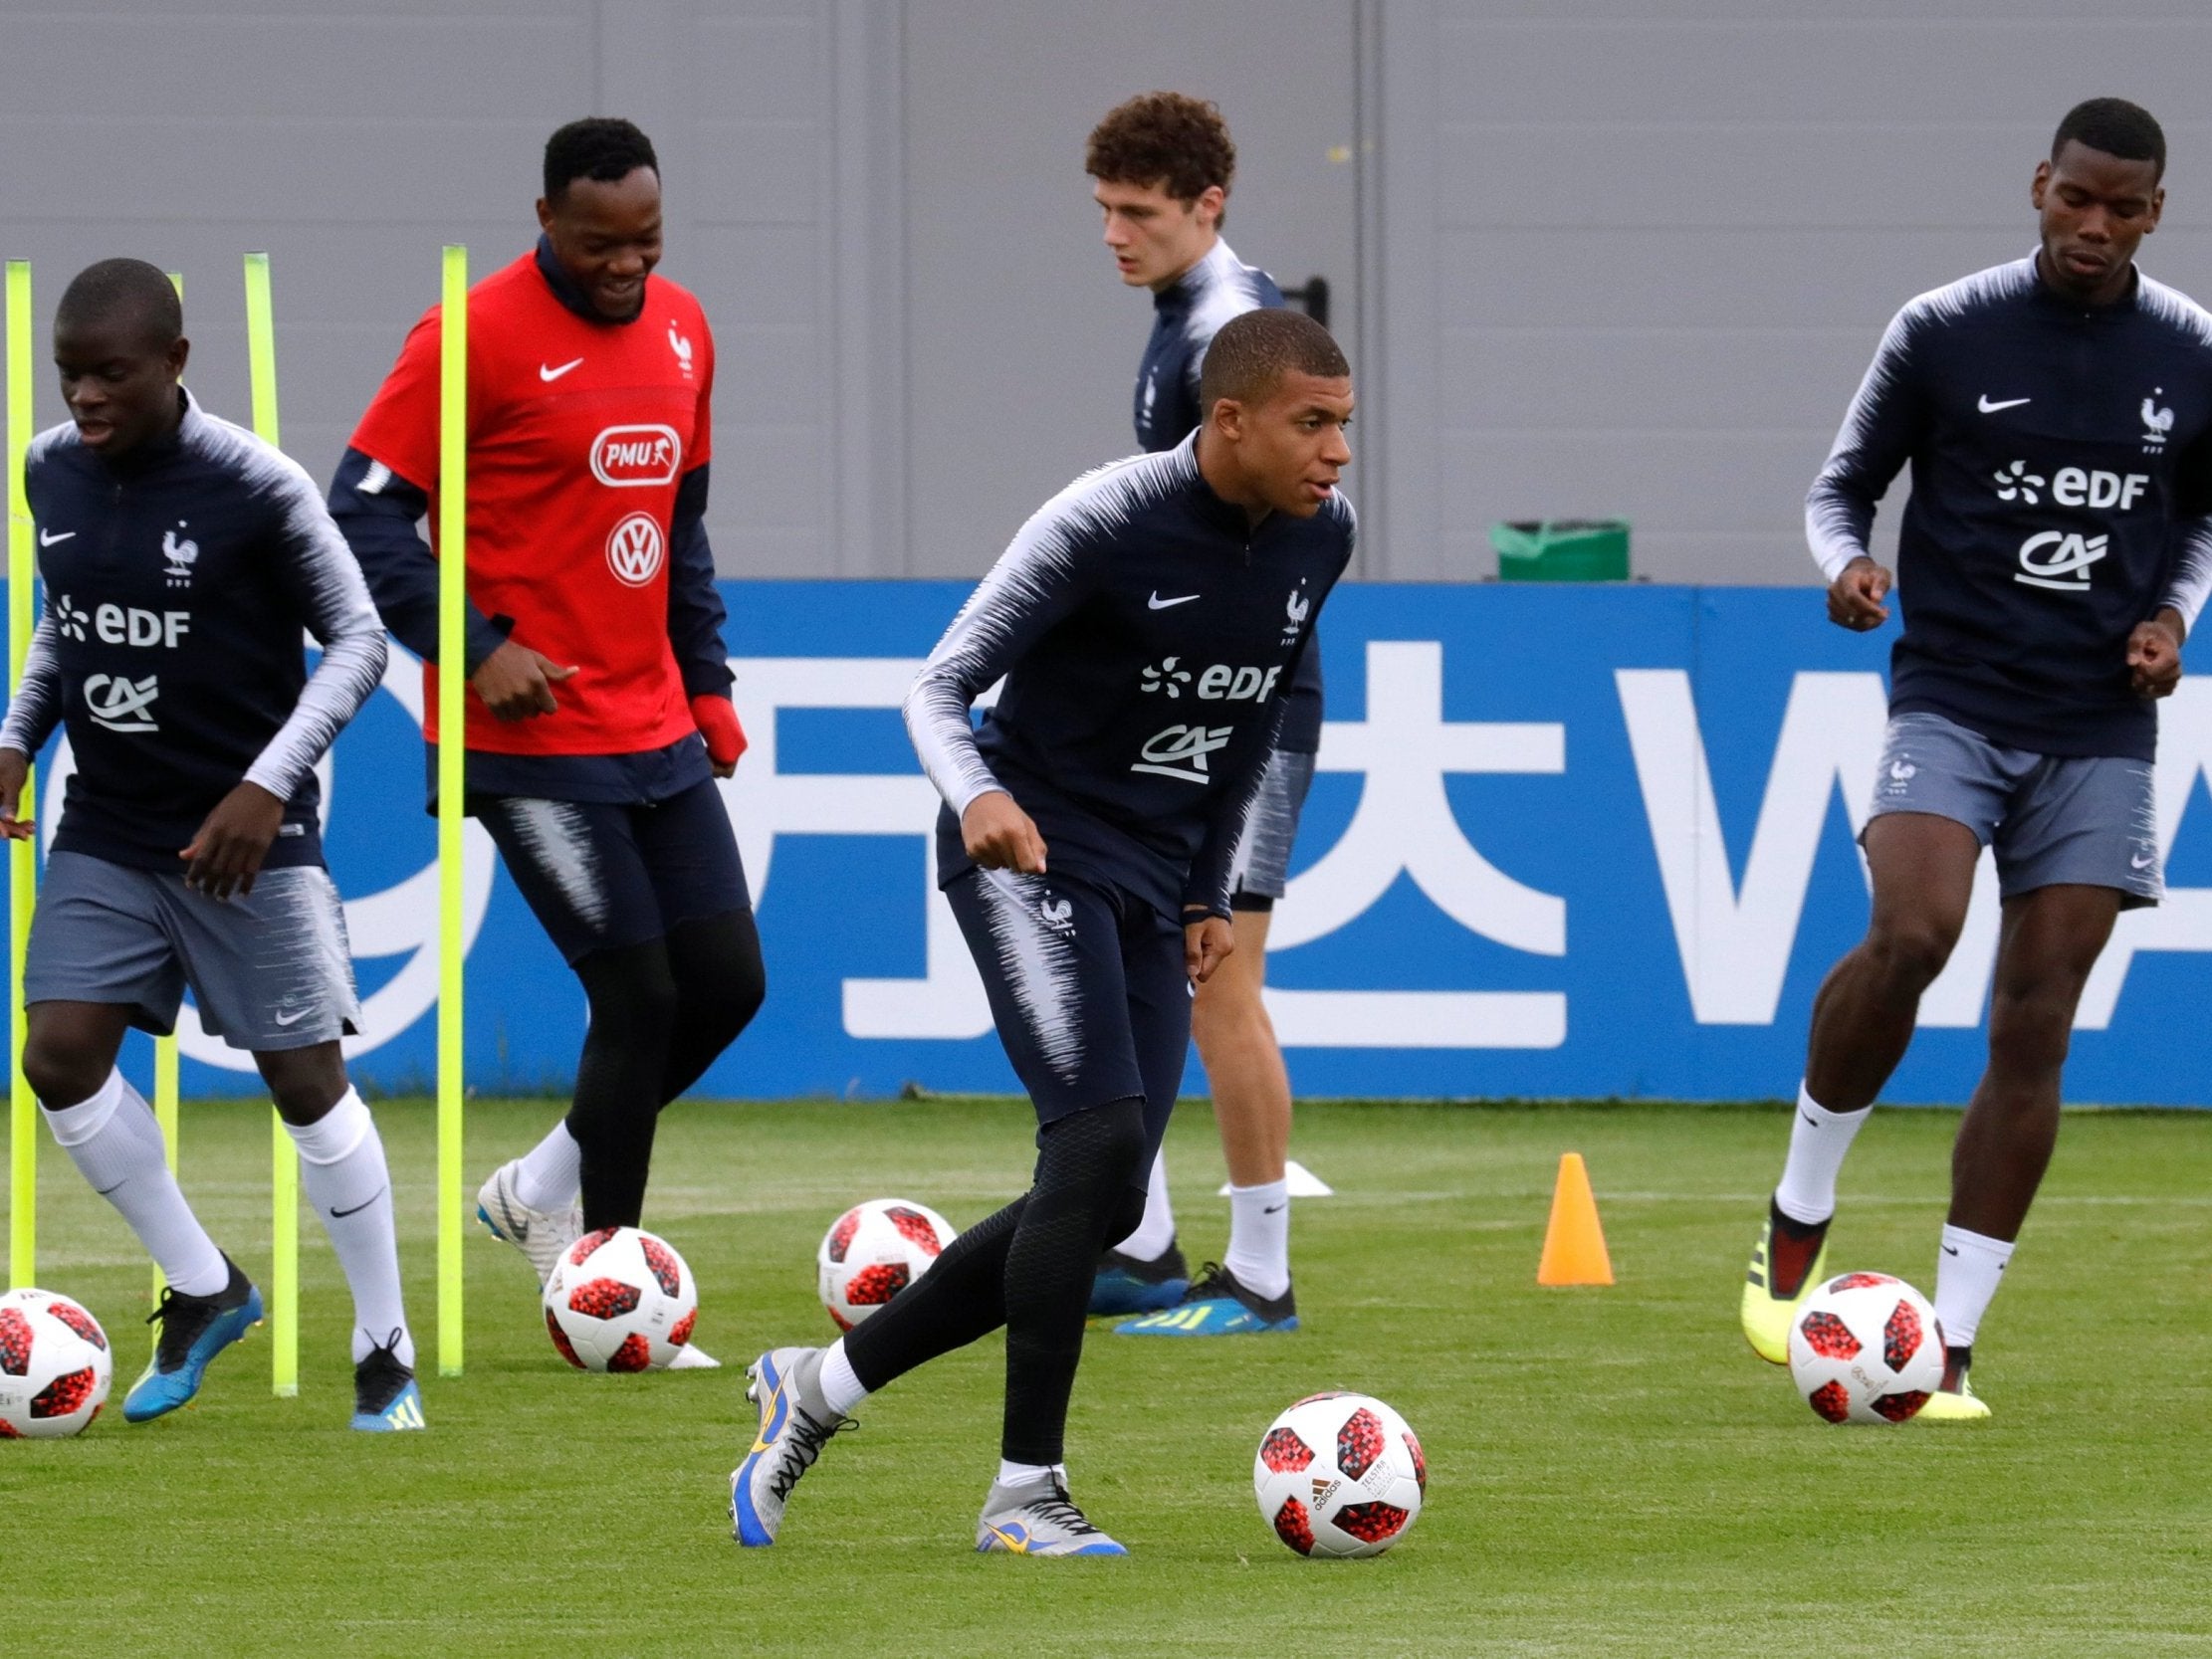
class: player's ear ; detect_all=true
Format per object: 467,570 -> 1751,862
1197,184 -> 1226,230
166,336 -> 190,379
1211,398 -> 1243,442
535,195 -> 556,235
2031,159 -> 2051,211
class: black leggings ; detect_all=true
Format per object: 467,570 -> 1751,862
843,1096 -> 1148,1466
567,909 -> 766,1228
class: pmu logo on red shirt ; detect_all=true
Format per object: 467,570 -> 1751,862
606,513 -> 666,586
590,424 -> 683,488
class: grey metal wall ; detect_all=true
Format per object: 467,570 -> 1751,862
1371,0 -> 2212,582
0,0 -> 863,579
4,2 -> 2210,585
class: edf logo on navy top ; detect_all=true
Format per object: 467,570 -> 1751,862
1810,257 -> 2212,761
908,434 -> 1353,922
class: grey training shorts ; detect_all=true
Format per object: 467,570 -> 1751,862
1866,711 -> 2161,910
25,850 -> 362,1049
1227,747 -> 1319,911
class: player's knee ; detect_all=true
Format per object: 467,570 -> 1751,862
1988,980 -> 2082,1076
581,946 -> 681,1043
22,1038 -> 102,1110
1865,914 -> 1960,990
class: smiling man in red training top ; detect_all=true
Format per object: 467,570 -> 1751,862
330,119 -> 763,1353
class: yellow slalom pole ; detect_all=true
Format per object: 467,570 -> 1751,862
5,260 -> 33,1291
437,246 -> 467,1377
147,274 -> 185,1329
243,252 -> 299,1398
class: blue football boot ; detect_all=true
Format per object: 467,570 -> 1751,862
123,1256 -> 263,1423
1114,1262 -> 1299,1337
351,1331 -> 426,1431
731,1347 -> 851,1547
1087,1240 -> 1189,1316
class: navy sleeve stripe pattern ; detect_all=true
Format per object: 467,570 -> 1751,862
185,411 -> 389,802
1180,241 -> 1277,394
0,611 -> 63,757
905,448 -> 1190,819
1806,259 -> 2035,581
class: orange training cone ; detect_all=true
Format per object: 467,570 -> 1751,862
1536,1151 -> 1614,1286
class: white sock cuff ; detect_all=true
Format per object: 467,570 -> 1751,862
817,1340 -> 870,1418
43,1068 -> 128,1147
285,1088 -> 372,1165
995,1459 -> 1066,1488
1798,1081 -> 1872,1126
1230,1177 -> 1289,1203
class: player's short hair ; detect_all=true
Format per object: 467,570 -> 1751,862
544,116 -> 660,203
2053,98 -> 2165,178
1086,92 -> 1236,207
1199,309 -> 1350,414
55,258 -> 182,350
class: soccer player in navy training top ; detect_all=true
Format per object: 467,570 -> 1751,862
730,309 -> 1355,1555
332,120 -> 763,1359
1739,100 -> 2212,1418
1084,91 -> 1320,1339
0,261 -> 423,1431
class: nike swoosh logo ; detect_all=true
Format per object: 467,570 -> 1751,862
540,357 -> 584,382
1148,592 -> 1201,609
1977,395 -> 2031,414
272,1008 -> 310,1026
1801,1113 -> 1820,1128
93,1179 -> 126,1196
2131,853 -> 2156,869
1262,1202 -> 1287,1214
331,1185 -> 387,1220
39,528 -> 75,546
1940,1244 -> 1960,1256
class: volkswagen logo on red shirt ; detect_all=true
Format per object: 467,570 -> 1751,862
590,424 -> 683,487
606,513 -> 665,586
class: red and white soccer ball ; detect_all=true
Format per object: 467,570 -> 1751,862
0,1287 -> 113,1439
816,1198 -> 958,1333
1787,1271 -> 1945,1424
1253,1391 -> 1428,1558
542,1226 -> 699,1373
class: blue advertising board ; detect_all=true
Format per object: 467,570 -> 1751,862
17,580 -> 2212,1105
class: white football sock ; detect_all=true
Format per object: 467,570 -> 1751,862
1773,1081 -> 1872,1225
817,1339 -> 869,1417
1110,1149 -> 1177,1261
1224,1178 -> 1291,1301
1933,1224 -> 2014,1350
45,1070 -> 228,1298
995,1459 -> 1067,1489
513,1119 -> 582,1211
286,1089 -> 413,1367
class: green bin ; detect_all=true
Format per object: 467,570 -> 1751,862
1489,518 -> 1631,582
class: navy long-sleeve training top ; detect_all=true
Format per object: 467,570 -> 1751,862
906,433 -> 1353,923
2,390 -> 386,871
1808,255 -> 2212,760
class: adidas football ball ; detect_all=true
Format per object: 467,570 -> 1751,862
1787,1271 -> 1944,1424
0,1287 -> 113,1439
817,1198 -> 958,1332
1253,1391 -> 1427,1558
543,1226 -> 699,1372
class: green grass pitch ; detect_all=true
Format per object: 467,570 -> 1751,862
4,1096 -> 2208,1657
